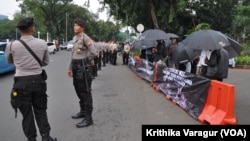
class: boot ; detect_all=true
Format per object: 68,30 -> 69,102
28,138 -> 36,141
76,116 -> 93,128
72,103 -> 85,119
72,111 -> 85,119
41,133 -> 57,141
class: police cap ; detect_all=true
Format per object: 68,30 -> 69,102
74,18 -> 85,28
16,17 -> 34,28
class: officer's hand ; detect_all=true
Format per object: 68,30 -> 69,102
67,70 -> 73,77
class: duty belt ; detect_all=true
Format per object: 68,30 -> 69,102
72,58 -> 89,65
14,74 -> 43,82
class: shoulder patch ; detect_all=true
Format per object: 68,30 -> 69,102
84,37 -> 92,47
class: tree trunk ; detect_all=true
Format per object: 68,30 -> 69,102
149,0 -> 159,29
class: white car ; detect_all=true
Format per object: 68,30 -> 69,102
47,42 -> 56,54
67,40 -> 73,51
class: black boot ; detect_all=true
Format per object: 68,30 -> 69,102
72,111 -> 85,119
76,116 -> 93,128
28,137 -> 36,141
41,133 -> 57,141
72,103 -> 85,119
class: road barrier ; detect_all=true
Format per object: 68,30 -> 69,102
128,56 -> 237,124
198,80 -> 238,125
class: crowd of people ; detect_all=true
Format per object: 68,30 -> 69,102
138,36 -> 229,82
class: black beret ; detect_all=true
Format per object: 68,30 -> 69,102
74,18 -> 85,28
16,17 -> 34,28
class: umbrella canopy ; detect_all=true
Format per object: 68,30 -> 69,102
182,29 -> 243,59
166,33 -> 179,39
182,29 -> 230,51
133,29 -> 170,49
133,39 -> 169,49
164,33 -> 179,45
139,29 -> 169,40
223,36 -> 243,58
133,39 -> 156,49
172,43 -> 192,65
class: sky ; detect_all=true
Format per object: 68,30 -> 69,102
0,0 -> 108,20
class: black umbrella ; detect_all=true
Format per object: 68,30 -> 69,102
172,43 -> 192,65
182,29 -> 243,59
133,39 -> 157,49
165,33 -> 179,45
140,29 -> 169,40
223,36 -> 243,58
166,33 -> 179,39
133,39 -> 170,49
182,29 -> 230,51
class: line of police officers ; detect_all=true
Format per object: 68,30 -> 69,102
5,17 -> 131,141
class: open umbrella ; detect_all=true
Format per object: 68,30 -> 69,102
182,29 -> 243,59
223,36 -> 243,58
140,29 -> 169,40
182,29 -> 230,51
172,43 -> 192,65
133,39 -> 157,49
133,29 -> 170,49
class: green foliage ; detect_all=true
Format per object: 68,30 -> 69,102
236,55 -> 250,65
195,23 -> 211,31
130,48 -> 141,56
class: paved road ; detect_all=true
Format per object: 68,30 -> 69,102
0,50 -> 249,141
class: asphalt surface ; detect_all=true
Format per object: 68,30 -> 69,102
0,50 -> 249,141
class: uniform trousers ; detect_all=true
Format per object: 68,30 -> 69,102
72,59 -> 93,117
13,74 -> 50,140
122,52 -> 129,65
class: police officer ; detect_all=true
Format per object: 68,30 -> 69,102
5,17 -> 57,141
67,18 -> 97,128
123,42 -> 130,65
111,41 -> 118,65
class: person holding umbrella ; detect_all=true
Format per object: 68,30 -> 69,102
196,50 -> 212,76
165,38 -> 178,68
205,48 -> 229,81
152,39 -> 165,64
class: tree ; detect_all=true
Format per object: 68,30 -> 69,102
100,0 -> 186,32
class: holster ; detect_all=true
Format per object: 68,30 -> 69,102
10,82 -> 26,118
41,69 -> 47,80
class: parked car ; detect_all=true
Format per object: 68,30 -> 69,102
0,42 -> 15,74
47,42 -> 56,54
67,40 -> 73,51
60,43 -> 67,50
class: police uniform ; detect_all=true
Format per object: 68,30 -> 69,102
95,41 -> 103,70
5,17 -> 57,141
123,43 -> 130,65
91,38 -> 99,77
68,19 -> 97,128
102,41 -> 108,66
111,41 -> 118,65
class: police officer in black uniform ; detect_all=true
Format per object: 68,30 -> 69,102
67,19 -> 97,128
5,17 -> 57,141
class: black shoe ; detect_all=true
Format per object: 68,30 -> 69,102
41,134 -> 57,141
72,112 -> 85,119
42,136 -> 57,141
76,118 -> 93,128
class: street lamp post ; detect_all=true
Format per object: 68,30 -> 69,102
66,12 -> 68,44
16,28 -> 18,39
38,31 -> 40,39
65,12 -> 71,44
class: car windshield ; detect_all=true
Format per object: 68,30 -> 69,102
47,42 -> 54,46
0,42 -> 7,52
